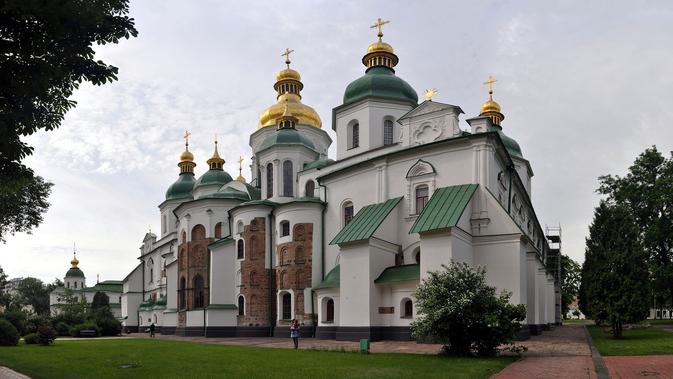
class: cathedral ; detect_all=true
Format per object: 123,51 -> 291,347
120,20 -> 561,341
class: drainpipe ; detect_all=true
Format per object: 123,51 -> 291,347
268,210 -> 276,337
507,165 -> 513,214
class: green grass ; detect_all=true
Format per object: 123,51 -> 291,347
0,339 -> 515,379
588,325 -> 673,355
563,319 -> 593,324
644,319 -> 673,325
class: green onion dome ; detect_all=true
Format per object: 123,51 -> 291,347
194,169 -> 233,190
65,267 -> 85,278
490,125 -> 523,159
165,173 -> 196,200
343,66 -> 417,106
258,127 -> 316,152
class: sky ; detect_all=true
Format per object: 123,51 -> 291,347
2,0 -> 673,283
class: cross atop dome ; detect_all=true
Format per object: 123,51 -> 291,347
282,48 -> 294,68
370,17 -> 390,42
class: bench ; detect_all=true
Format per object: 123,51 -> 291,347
79,329 -> 97,337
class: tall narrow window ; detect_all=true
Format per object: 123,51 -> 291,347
305,180 -> 315,197
193,275 -> 205,308
282,293 -> 292,320
415,185 -> 429,213
280,221 -> 290,237
266,163 -> 274,198
343,201 -> 354,226
179,277 -> 186,309
237,239 -> 244,259
214,222 -> 222,239
326,298 -> 334,322
283,160 -> 293,197
148,258 -> 154,283
238,296 -> 245,316
403,299 -> 413,318
352,123 -> 359,148
384,119 -> 393,145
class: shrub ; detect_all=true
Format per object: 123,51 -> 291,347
37,324 -> 56,345
2,309 -> 27,335
54,321 -> 71,336
25,315 -> 51,335
70,323 -> 100,337
23,333 -> 38,345
0,318 -> 20,346
411,262 -> 527,357
96,316 -> 122,336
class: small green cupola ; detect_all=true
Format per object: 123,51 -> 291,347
165,130 -> 197,200
194,139 -> 233,190
65,252 -> 85,278
342,18 -> 418,106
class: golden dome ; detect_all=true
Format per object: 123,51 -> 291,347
367,41 -> 394,54
479,76 -> 505,126
71,255 -> 79,268
276,68 -> 301,82
480,98 -> 501,114
180,150 -> 194,162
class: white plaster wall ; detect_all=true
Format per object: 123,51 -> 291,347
206,309 -> 238,327
121,293 -> 142,327
547,276 -> 555,324
339,244 -> 371,326
537,269 -> 547,324
174,199 -> 238,242
526,253 -> 540,324
163,311 -> 177,328
473,236 -> 525,304
210,241 -> 236,307
317,291 -> 340,326
374,282 -> 416,327
166,262 -> 178,310
186,309 -> 206,327
256,146 -> 320,201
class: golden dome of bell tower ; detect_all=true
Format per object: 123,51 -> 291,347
258,48 -> 322,129
479,75 -> 504,126
178,130 -> 196,174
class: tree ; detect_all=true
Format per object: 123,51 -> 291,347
581,202 -> 650,338
411,262 -> 527,357
0,265 -> 8,307
598,146 -> 673,315
91,291 -> 110,312
561,255 -> 581,318
16,277 -> 50,315
0,0 -> 138,242
89,292 -> 120,336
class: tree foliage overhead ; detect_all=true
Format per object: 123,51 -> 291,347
580,202 -> 650,338
0,0 -> 138,242
598,146 -> 673,312
411,262 -> 527,357
561,255 -> 581,318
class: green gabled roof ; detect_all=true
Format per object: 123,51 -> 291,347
82,281 -> 123,293
303,159 -> 335,171
198,186 -> 250,201
208,237 -> 234,249
207,304 -> 237,310
330,197 -> 402,245
375,264 -> 420,284
315,265 -> 340,289
409,184 -> 478,234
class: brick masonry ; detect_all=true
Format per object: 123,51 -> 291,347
238,217 -> 273,327
177,224 -> 213,327
275,223 -> 314,326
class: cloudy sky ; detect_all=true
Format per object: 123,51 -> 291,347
2,0 -> 673,283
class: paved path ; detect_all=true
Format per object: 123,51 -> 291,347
0,367 -> 29,379
603,355 -> 673,379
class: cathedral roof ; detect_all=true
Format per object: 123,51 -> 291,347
315,265 -> 340,289
375,264 -> 420,284
165,173 -> 196,200
343,66 -> 418,107
65,267 -> 85,278
303,159 -> 335,171
330,197 -> 402,245
194,169 -> 233,190
409,184 -> 478,234
492,125 -> 523,159
258,127 -> 316,152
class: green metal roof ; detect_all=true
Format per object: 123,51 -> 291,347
375,264 -> 420,284
198,186 -> 250,201
258,128 -> 316,152
208,237 -> 234,249
315,265 -> 340,289
82,281 -> 123,293
409,184 -> 478,234
65,267 -> 85,278
343,66 -> 418,107
207,304 -> 238,310
330,197 -> 402,245
490,125 -> 523,158
194,169 -> 233,189
303,159 -> 335,170
165,173 -> 196,200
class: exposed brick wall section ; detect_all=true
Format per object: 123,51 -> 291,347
238,217 -> 273,327
276,223 -> 313,325
177,224 -> 213,326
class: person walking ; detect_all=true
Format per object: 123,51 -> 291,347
290,319 -> 300,349
149,322 -> 156,338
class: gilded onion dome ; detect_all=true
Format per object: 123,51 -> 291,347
258,48 -> 322,129
66,252 -> 85,278
479,76 -> 523,158
166,131 -> 197,200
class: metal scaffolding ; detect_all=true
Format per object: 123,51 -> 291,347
545,224 -> 562,324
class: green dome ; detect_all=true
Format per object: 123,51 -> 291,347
303,159 -> 335,170
198,186 -> 250,201
165,173 -> 196,200
65,267 -> 85,278
259,128 -> 316,152
490,125 -> 523,159
343,66 -> 418,106
194,169 -> 233,190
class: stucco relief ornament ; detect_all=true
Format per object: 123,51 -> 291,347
413,121 -> 442,145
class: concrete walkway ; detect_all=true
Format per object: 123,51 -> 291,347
0,367 -> 30,379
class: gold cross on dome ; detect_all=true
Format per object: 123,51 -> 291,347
483,75 -> 497,95
424,88 -> 438,101
238,156 -> 244,176
183,130 -> 191,148
370,18 -> 390,41
282,48 -> 294,67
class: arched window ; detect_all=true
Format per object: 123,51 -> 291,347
249,236 -> 256,260
295,246 -> 304,264
326,298 -> 334,322
283,160 -> 293,197
280,270 -> 287,288
305,180 -> 315,197
179,277 -> 186,309
343,201 -> 354,226
266,163 -> 274,198
236,220 -> 244,234
415,185 -> 429,213
249,271 -> 257,286
415,249 -> 421,264
181,230 -> 186,244
384,119 -> 394,145
148,258 -> 154,283
214,222 -> 222,239
402,299 -> 413,318
191,224 -> 206,241
193,275 -> 205,308
282,293 -> 292,320
237,239 -> 244,259
280,248 -> 289,265
296,270 -> 307,289
280,220 -> 290,237
74,281 -> 78,289
352,123 -> 359,148
238,295 -> 245,316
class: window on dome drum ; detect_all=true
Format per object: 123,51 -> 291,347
193,275 -> 205,308
415,185 -> 429,213
352,123 -> 359,148
403,299 -> 413,318
343,201 -> 354,226
384,119 -> 394,145
280,221 -> 290,237
305,180 -> 315,197
179,277 -> 186,309
295,246 -> 305,264
283,160 -> 293,197
326,298 -> 335,322
238,296 -> 245,316
148,258 -> 154,283
282,293 -> 292,320
191,224 -> 206,241
237,239 -> 244,259
74,282 -> 77,289
266,163 -> 274,198
214,222 -> 222,239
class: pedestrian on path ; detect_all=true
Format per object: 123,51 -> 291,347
290,319 -> 300,349
149,323 -> 156,338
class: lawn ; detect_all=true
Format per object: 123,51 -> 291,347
588,325 -> 673,355
0,339 -> 515,379
563,319 -> 593,324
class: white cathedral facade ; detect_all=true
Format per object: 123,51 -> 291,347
120,24 -> 561,341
